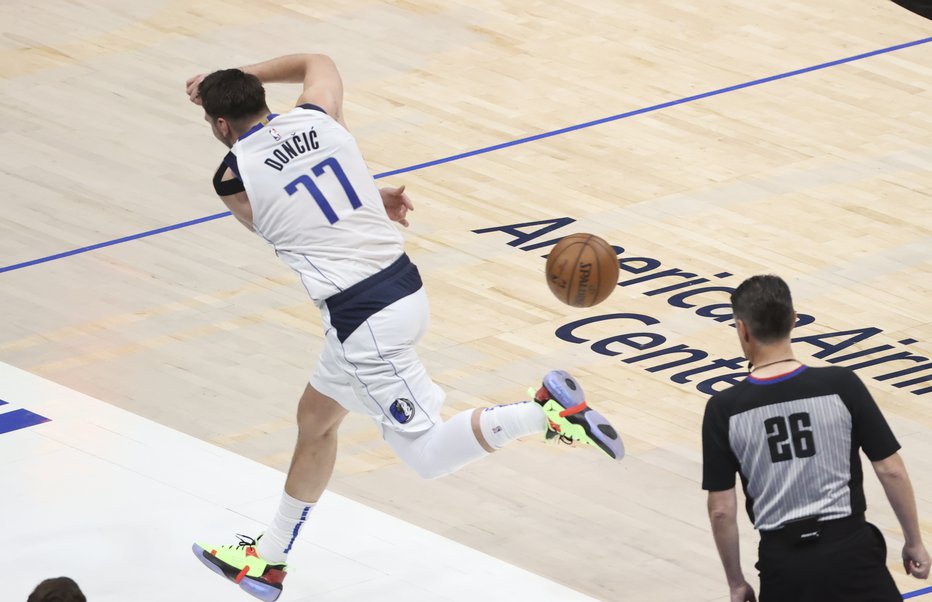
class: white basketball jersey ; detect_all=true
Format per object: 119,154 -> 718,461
228,104 -> 404,302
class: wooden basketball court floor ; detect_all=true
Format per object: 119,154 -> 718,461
1,1 -> 930,600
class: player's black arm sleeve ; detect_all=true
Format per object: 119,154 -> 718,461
213,162 -> 245,196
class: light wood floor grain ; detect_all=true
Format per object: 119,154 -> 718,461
1,1 -> 930,599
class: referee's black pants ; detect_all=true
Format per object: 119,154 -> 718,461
757,515 -> 900,602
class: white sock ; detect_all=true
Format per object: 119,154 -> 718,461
257,491 -> 316,563
479,401 -> 547,449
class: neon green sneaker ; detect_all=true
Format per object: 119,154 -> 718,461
192,534 -> 287,602
533,369 -> 625,460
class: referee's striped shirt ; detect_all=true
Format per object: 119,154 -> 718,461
701,365 -> 900,530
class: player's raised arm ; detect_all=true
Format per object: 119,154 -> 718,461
240,54 -> 345,127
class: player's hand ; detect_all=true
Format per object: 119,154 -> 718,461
904,543 -> 931,579
185,73 -> 207,105
729,581 -> 757,602
380,184 -> 414,227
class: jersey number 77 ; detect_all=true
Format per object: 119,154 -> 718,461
284,157 -> 361,224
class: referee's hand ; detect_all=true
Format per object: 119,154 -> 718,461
904,543 -> 931,579
730,581 -> 757,602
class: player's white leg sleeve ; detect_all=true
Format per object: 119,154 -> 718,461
478,401 -> 547,449
383,410 -> 488,479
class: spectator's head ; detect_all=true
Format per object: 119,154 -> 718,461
27,577 -> 86,602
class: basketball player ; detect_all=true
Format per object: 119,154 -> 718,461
702,275 -> 929,601
184,53 -> 624,602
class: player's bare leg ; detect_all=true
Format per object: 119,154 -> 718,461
284,384 -> 348,501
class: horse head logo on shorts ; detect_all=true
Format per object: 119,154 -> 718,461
390,398 -> 415,424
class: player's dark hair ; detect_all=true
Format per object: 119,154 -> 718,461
199,69 -> 268,121
27,577 -> 86,602
731,275 -> 795,343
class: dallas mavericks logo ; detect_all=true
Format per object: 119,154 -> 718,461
390,398 -> 415,424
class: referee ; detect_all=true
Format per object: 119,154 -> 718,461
701,275 -> 930,601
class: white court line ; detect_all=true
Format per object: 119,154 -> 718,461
0,362 -> 597,602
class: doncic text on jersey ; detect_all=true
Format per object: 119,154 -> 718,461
263,127 -> 320,171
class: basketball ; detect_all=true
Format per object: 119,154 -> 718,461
545,233 -> 619,307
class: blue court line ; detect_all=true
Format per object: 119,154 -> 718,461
377,36 -> 931,178
906,586 -> 932,599
0,212 -> 230,274
1,36 -> 930,275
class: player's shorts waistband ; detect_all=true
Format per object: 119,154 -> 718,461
325,254 -> 422,343
759,512 -> 865,546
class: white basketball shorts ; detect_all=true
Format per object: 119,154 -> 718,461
309,254 -> 443,435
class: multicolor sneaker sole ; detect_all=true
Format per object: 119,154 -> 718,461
192,539 -> 286,602
535,369 -> 625,460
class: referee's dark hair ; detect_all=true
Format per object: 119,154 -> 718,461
731,274 -> 795,343
199,69 -> 268,121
